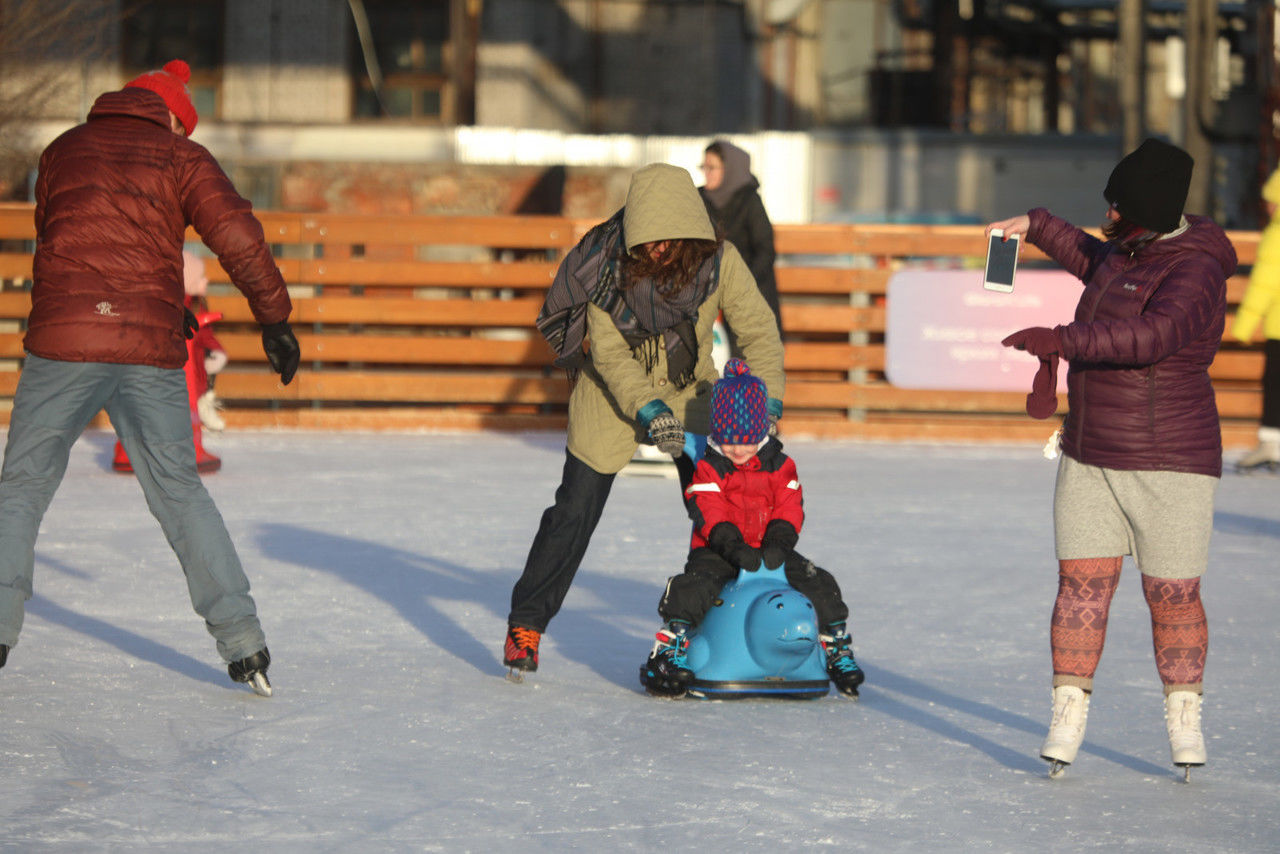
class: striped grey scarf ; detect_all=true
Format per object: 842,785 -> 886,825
536,209 -> 720,388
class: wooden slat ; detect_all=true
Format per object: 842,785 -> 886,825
0,332 -> 24,358
0,204 -> 34,239
208,295 -> 543,326
216,331 -> 549,366
0,252 -> 32,278
776,266 -> 891,295
205,258 -> 558,289
0,292 -> 31,314
216,370 -> 569,404
291,214 -> 582,249
1210,350 -> 1264,381
1227,229 -> 1260,265
784,342 -> 883,371
780,304 -> 883,333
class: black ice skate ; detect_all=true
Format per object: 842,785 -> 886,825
0,644 -> 7,668
229,647 -> 272,696
640,622 -> 694,698
820,627 -> 865,698
503,625 -> 541,683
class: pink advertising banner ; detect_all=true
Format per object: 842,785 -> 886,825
885,269 -> 1080,391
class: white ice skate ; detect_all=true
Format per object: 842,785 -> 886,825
1040,685 -> 1089,778
1236,426 -> 1280,473
1165,690 -> 1206,781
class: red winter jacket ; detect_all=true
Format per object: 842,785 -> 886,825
685,438 -> 805,548
1029,208 -> 1237,477
28,88 -> 290,369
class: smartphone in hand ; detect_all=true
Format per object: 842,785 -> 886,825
983,229 -> 1021,293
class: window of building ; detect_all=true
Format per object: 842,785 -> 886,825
121,1 -> 225,123
350,0 -> 450,122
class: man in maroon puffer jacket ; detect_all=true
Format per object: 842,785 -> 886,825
987,138 -> 1236,780
0,60 -> 299,696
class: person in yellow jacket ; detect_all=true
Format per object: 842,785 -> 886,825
1232,169 -> 1280,471
502,163 -> 785,679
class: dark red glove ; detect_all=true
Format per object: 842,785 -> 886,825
1001,326 -> 1061,358
1026,354 -> 1060,419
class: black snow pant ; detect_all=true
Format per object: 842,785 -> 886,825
508,449 -> 697,633
658,546 -> 849,630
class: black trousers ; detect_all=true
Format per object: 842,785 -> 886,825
659,546 -> 849,630
508,449 -> 696,633
1263,339 -> 1280,429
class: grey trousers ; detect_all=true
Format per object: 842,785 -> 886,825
0,354 -> 265,662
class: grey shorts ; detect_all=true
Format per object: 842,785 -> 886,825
1053,455 -> 1218,579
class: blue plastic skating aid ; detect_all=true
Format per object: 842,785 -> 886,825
683,431 -> 706,463
682,563 -> 830,700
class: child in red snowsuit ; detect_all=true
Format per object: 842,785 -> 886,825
641,359 -> 865,697
113,251 -> 226,473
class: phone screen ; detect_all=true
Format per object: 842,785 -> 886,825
985,234 -> 1019,287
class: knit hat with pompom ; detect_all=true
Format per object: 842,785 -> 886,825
126,59 -> 198,135
710,358 -> 769,445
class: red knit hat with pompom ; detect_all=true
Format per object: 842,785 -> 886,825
125,59 -> 198,135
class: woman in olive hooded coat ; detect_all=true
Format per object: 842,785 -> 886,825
503,163 -> 784,677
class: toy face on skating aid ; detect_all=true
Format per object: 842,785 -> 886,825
745,590 -> 817,673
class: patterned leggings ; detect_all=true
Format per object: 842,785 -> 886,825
1050,558 -> 1207,695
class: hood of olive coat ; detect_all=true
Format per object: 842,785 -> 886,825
622,163 -> 715,251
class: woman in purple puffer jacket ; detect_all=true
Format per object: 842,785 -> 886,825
985,138 -> 1238,781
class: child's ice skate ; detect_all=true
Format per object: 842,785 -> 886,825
1165,690 -> 1206,782
1041,685 -> 1089,777
503,625 -> 541,683
819,625 -> 865,698
640,621 -> 694,698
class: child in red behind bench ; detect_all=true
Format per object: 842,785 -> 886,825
641,358 -> 866,697
112,251 -> 226,473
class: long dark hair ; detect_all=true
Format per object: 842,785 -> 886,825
623,238 -> 721,297
1102,215 -> 1161,254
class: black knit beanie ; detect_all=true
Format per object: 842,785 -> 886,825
1103,138 -> 1193,234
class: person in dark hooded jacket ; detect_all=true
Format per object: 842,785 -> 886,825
986,138 -> 1237,780
0,60 -> 299,695
699,141 -> 782,333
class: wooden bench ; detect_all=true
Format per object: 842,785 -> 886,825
0,203 -> 1265,446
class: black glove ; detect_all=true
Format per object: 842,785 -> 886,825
728,542 -> 763,572
708,522 -> 762,572
261,320 -> 300,385
183,308 -> 199,340
760,519 -> 798,569
647,412 -> 685,456
761,544 -> 788,570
